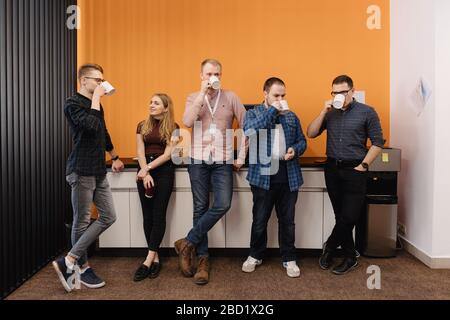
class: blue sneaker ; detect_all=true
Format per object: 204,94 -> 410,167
80,267 -> 106,289
52,257 -> 77,292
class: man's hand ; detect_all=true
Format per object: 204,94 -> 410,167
271,100 -> 282,111
322,100 -> 333,114
233,160 -> 243,172
353,164 -> 367,172
284,148 -> 296,161
93,85 -> 106,99
112,159 -> 124,173
200,79 -> 211,94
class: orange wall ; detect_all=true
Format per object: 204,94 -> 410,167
77,0 -> 390,157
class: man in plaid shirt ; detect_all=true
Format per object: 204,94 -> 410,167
242,77 -> 307,278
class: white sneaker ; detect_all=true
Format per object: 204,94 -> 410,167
242,256 -> 262,273
283,261 -> 300,278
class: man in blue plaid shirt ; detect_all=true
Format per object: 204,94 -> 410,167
242,78 -> 307,278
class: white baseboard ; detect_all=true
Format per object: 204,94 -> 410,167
400,236 -> 450,269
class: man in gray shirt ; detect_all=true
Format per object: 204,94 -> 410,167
307,75 -> 384,275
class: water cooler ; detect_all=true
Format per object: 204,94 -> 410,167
356,148 -> 401,258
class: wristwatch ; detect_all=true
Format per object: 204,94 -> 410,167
361,162 -> 369,171
111,155 -> 119,161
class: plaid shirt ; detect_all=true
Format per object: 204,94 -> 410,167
64,93 -> 114,176
319,99 -> 384,160
244,104 -> 307,191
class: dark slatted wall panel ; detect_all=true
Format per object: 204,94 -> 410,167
0,0 -> 77,299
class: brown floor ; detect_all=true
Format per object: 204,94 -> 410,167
6,251 -> 450,300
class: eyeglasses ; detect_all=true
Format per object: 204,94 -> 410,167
84,76 -> 104,84
331,89 -> 353,97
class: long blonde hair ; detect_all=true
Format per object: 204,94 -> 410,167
140,93 -> 176,143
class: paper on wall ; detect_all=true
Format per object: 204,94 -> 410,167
409,77 -> 432,116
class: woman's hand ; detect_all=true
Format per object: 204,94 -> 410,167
137,167 -> 149,180
143,174 -> 155,189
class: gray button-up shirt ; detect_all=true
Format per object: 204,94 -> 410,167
320,100 -> 384,161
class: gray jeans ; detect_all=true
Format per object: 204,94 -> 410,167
66,172 -> 117,265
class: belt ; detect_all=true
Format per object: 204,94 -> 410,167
146,154 -> 162,162
139,154 -> 172,171
327,157 -> 362,168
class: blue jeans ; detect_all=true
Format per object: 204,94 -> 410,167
186,162 -> 233,257
66,173 -> 117,266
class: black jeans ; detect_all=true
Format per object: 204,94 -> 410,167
324,160 -> 367,258
136,161 -> 175,252
249,184 -> 298,263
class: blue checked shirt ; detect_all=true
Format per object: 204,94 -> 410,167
244,104 -> 307,191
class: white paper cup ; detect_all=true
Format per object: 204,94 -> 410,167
101,81 -> 116,96
332,94 -> 345,109
209,76 -> 221,90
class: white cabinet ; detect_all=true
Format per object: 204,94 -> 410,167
99,191 -> 130,248
267,191 -> 324,249
162,191 -> 193,247
295,192 -> 324,249
226,191 -> 254,248
207,213 -> 226,248
301,171 -> 326,188
124,187 -> 226,249
129,191 -> 147,247
163,191 -> 227,248
101,168 -> 330,250
227,191 -> 324,249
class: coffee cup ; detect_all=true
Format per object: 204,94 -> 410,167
101,81 -> 116,96
209,76 -> 221,90
279,100 -> 290,113
332,94 -> 345,109
145,185 -> 154,199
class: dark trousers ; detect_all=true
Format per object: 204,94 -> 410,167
136,162 -> 174,252
324,160 -> 367,258
249,184 -> 298,263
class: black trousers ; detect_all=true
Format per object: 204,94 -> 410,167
324,160 -> 367,258
136,161 -> 174,252
249,184 -> 298,263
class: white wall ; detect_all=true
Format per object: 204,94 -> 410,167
391,0 -> 450,266
432,0 -> 450,258
391,0 -> 435,257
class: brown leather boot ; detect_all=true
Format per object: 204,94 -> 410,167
194,256 -> 210,285
174,238 -> 196,277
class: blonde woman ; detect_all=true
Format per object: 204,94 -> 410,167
133,93 -> 179,281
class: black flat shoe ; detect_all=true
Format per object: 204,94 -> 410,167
134,264 -> 150,282
319,250 -> 334,270
332,258 -> 358,275
319,243 -> 335,270
148,262 -> 161,279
